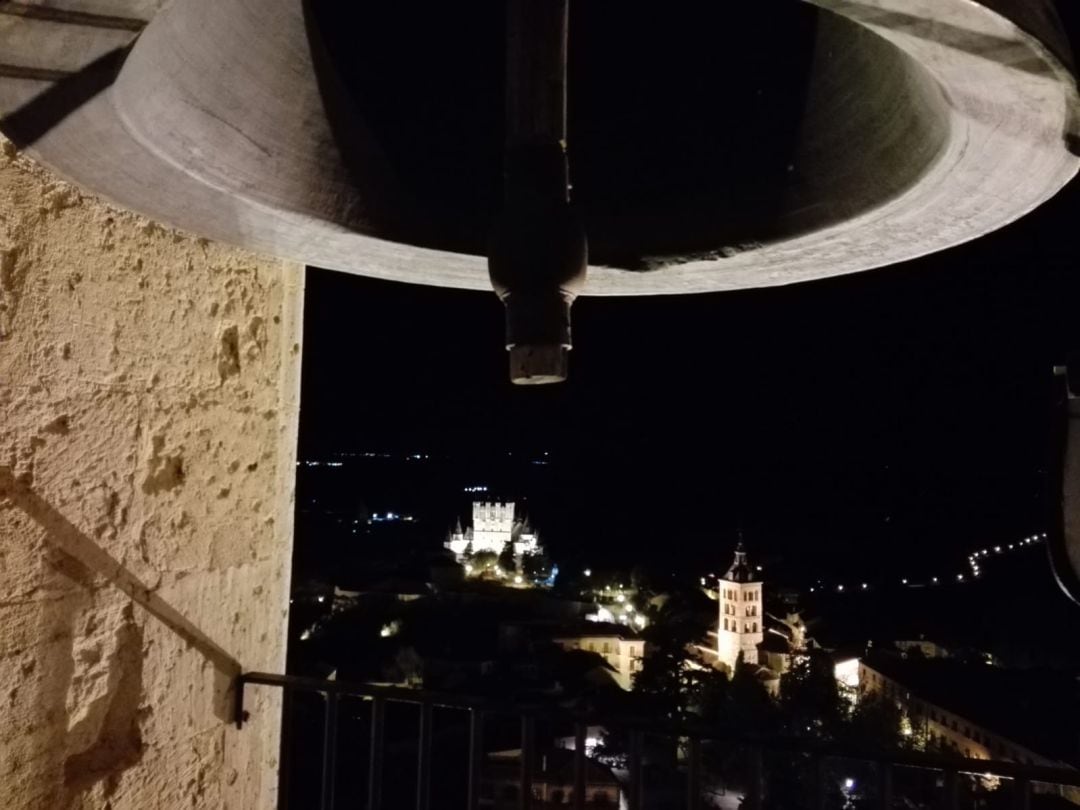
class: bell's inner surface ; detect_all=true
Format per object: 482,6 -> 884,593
3,0 -> 1076,294
305,2 -> 947,271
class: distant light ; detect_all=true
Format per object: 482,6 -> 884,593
932,577 -> 939,584
464,564 -> 474,574
300,629 -> 312,641
633,614 -> 646,629
994,546 -> 1002,553
584,568 -> 592,577
861,583 -> 868,590
755,565 -> 763,571
1008,544 -> 1014,550
809,587 -> 815,593
589,607 -> 614,623
317,595 -> 326,604
379,622 -> 399,638
616,594 -> 626,603
514,575 -> 523,585
837,585 -> 844,592
957,574 -> 964,582
901,578 -> 908,585
844,778 -> 855,791
700,577 -> 707,586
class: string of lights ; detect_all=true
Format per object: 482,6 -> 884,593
806,532 -> 1047,594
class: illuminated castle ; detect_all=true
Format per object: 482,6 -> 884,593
446,501 -> 541,564
717,539 -> 764,672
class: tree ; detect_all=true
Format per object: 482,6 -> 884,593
633,631 -> 692,720
498,540 -> 517,573
522,550 -> 552,582
634,590 -> 718,720
629,564 -> 652,593
726,656 -> 779,734
845,691 -> 904,750
779,651 -> 846,740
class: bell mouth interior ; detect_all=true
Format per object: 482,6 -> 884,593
3,0 -> 1075,294
297,2 -> 949,271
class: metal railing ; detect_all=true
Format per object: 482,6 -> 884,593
235,671 -> 1080,810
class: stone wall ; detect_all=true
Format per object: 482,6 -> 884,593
0,139 -> 303,809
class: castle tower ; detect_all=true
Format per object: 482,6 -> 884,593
472,501 -> 516,554
717,538 -> 764,672
445,516 -> 469,557
446,500 -> 547,570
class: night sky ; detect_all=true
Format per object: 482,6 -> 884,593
296,5 -> 1080,591
297,178 -> 1077,583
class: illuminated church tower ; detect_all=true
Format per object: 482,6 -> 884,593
717,539 -> 763,672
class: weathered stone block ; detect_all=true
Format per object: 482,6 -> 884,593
0,138 -> 302,809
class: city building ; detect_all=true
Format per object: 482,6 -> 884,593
860,651 -> 1080,803
717,540 -> 764,672
446,500 -> 542,569
893,638 -> 950,659
552,625 -> 646,691
1,0 -> 1077,806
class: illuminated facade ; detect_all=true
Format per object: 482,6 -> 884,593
858,655 -> 1080,804
446,500 -> 541,564
552,631 -> 646,691
717,541 -> 764,672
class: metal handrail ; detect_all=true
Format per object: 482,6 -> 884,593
236,671 -> 1080,810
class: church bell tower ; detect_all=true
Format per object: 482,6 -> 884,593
717,538 -> 764,672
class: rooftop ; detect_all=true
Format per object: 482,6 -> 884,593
723,540 -> 758,584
